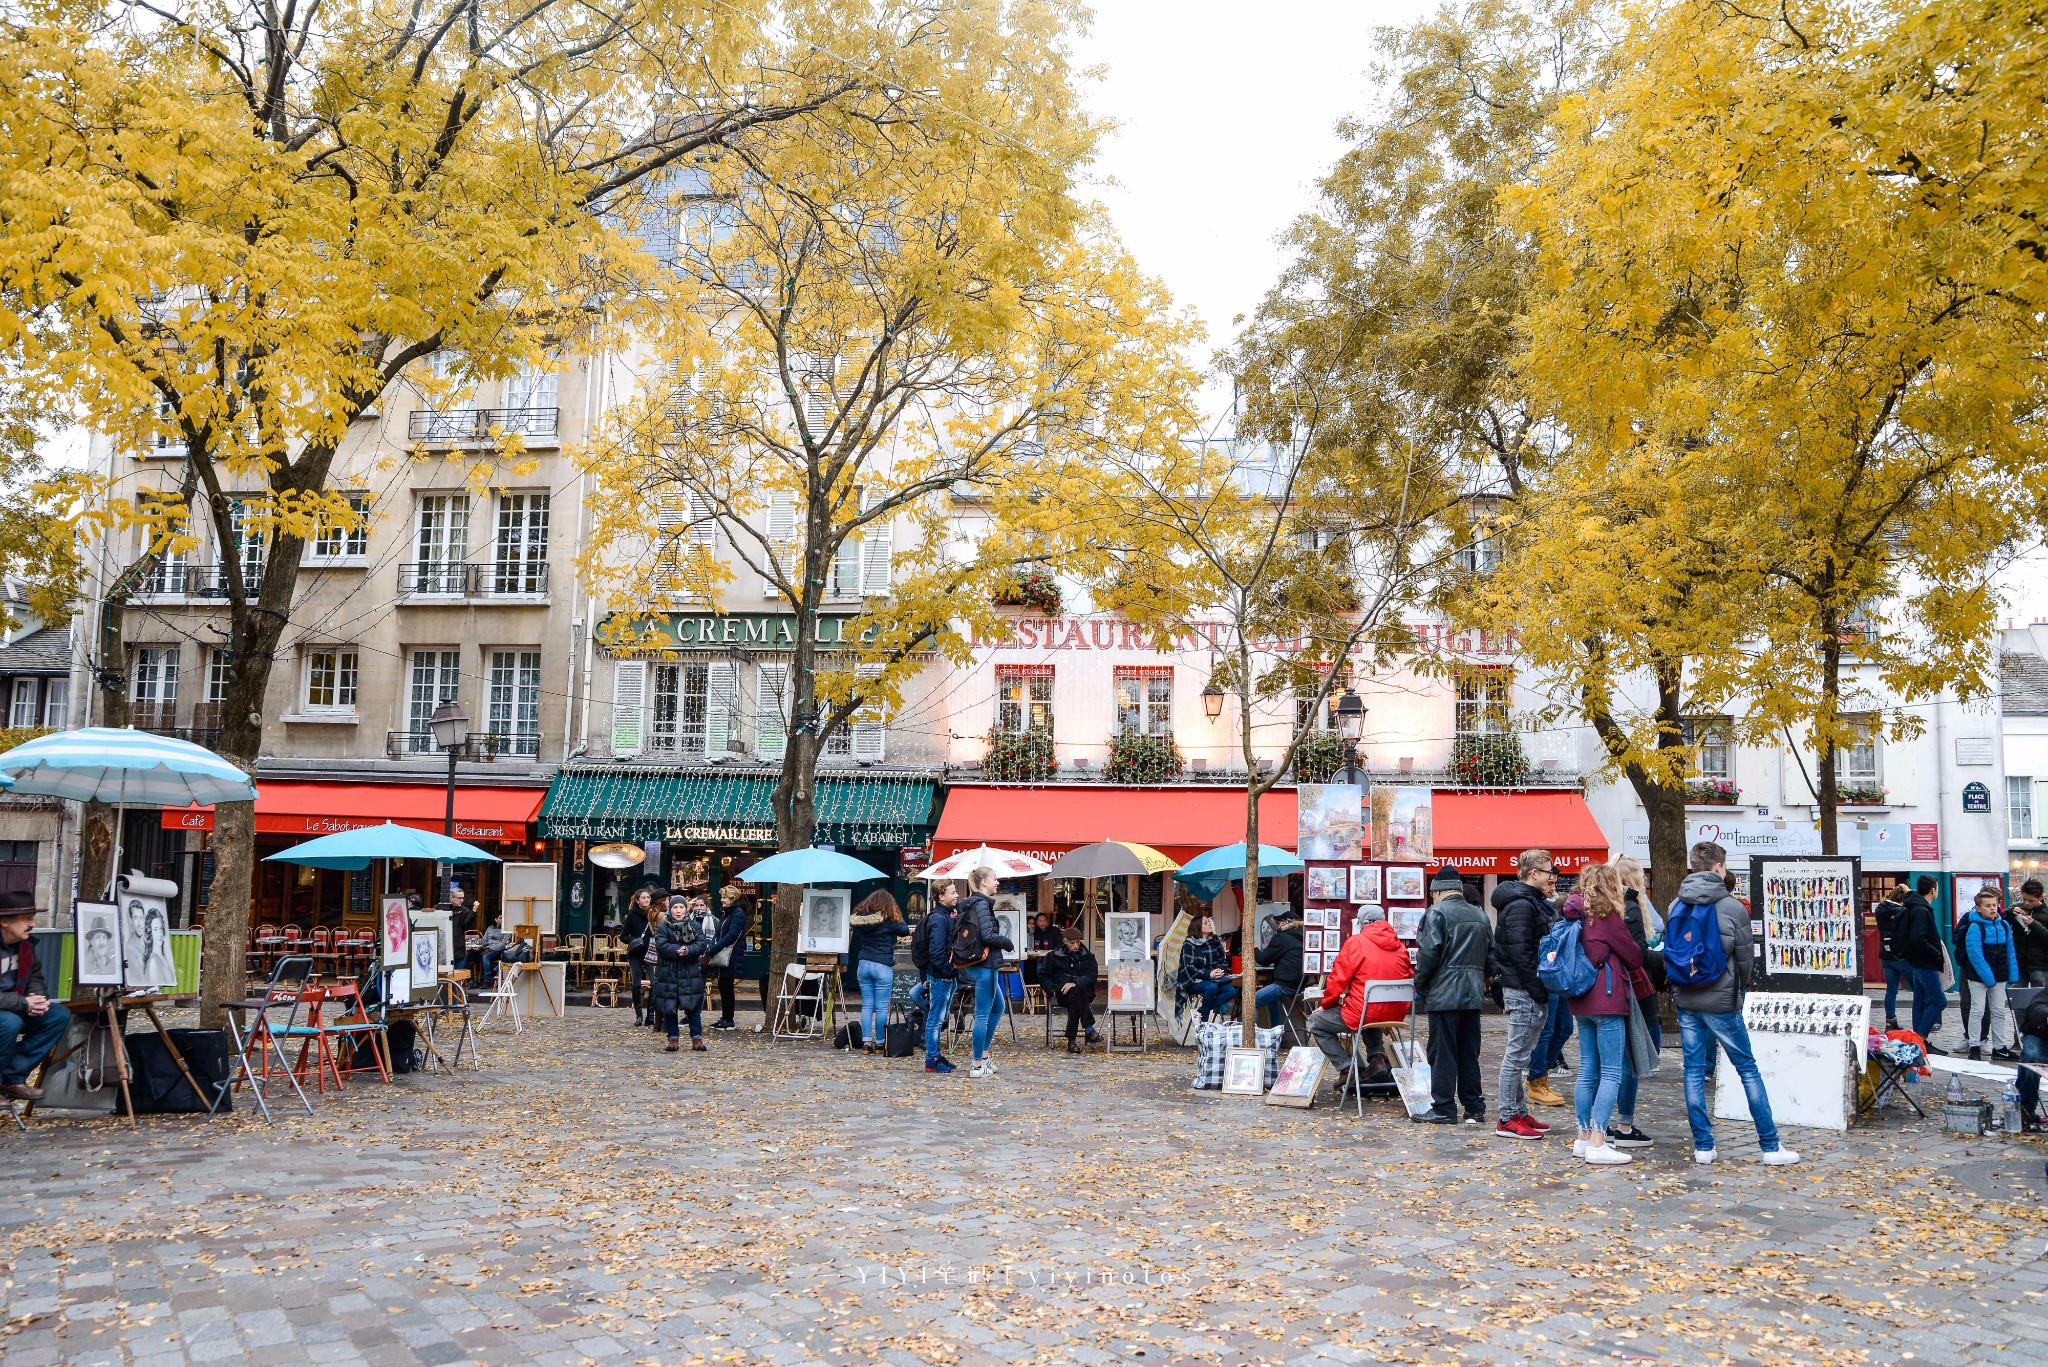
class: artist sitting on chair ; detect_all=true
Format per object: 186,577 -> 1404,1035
0,893 -> 69,1101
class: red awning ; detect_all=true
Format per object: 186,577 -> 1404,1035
932,785 -> 1609,874
1432,791 -> 1609,874
163,781 -> 546,843
931,786 -> 1300,866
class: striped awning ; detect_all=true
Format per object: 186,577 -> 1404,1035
538,766 -> 937,849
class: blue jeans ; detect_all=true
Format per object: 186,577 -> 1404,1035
660,1007 -> 701,1042
1531,992 -> 1571,1078
1191,979 -> 1238,1018
856,960 -> 894,1043
1572,1015 -> 1628,1134
1909,966 -> 1946,1041
1255,983 -> 1294,1028
1678,1008 -> 1783,1153
922,977 -> 956,1063
2019,1035 -> 2048,1119
963,965 -> 1005,1060
1882,959 -> 1906,1022
0,1003 -> 70,1084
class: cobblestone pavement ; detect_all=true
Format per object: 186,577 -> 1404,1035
3,1001 -> 2045,1367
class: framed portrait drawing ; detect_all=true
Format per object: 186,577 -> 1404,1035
1108,959 -> 1155,1011
1349,865 -> 1381,904
382,897 -> 412,968
410,929 -> 439,999
1221,1046 -> 1266,1096
1384,866 -> 1425,902
1105,911 -> 1151,963
992,893 -> 1027,958
1306,867 -> 1349,902
121,890 -> 177,988
75,901 -> 123,986
798,888 -> 852,955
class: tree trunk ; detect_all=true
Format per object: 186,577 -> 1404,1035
768,726 -> 821,995
1817,630 -> 1842,856
1585,655 -> 1689,911
195,528 -> 303,1028
1241,779 -> 1261,1048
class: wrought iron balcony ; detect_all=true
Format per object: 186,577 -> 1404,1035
386,730 -> 542,761
186,563 -> 265,599
408,407 -> 560,447
398,561 -> 550,599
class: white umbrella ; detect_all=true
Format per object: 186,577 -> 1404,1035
915,845 -> 1053,882
0,726 -> 257,897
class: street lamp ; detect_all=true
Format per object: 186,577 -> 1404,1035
430,699 -> 470,903
1334,688 -> 1366,785
1202,679 -> 1225,720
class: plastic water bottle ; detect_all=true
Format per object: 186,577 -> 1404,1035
2003,1081 -> 2024,1136
1947,1071 -> 1966,1105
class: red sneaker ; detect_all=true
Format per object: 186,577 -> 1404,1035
1522,1115 -> 1552,1133
1494,1116 -> 1545,1141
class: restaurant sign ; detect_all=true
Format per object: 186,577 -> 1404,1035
601,611 -> 870,656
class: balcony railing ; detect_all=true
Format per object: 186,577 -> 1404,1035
408,407 -> 560,447
398,561 -> 550,598
129,702 -> 180,734
186,563 -> 265,599
136,561 -> 189,597
386,730 -> 542,760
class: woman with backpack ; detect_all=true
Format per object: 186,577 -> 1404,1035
1562,865 -> 1646,1166
955,868 -> 1015,1078
848,890 -> 913,1054
650,894 -> 710,1052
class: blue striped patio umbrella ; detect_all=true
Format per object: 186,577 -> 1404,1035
0,727 -> 256,896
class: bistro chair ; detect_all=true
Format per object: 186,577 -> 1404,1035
1346,981 -> 1415,1118
211,954 -> 319,1123
564,934 -> 590,986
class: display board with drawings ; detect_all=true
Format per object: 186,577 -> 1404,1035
1747,855 -> 1862,993
1713,991 -> 1869,1132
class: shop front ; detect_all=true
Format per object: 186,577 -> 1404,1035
536,765 -> 939,978
933,783 -> 1611,943
165,779 -> 550,930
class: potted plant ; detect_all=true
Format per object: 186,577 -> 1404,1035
1837,781 -> 1889,806
994,567 -> 1061,614
1684,777 -> 1742,805
1103,729 -> 1184,783
1291,732 -> 1350,784
1448,732 -> 1530,786
982,727 -> 1057,782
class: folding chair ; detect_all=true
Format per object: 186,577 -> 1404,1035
211,954 -> 317,1122
1346,980 -> 1415,1118
474,961 -> 525,1033
772,959 -> 832,1040
318,982 -> 390,1086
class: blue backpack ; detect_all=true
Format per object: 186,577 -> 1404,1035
1664,898 -> 1729,988
1537,918 -> 1597,997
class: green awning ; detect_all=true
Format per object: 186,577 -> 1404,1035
538,766 -> 936,849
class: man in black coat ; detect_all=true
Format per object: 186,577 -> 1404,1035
1042,926 -> 1101,1051
1899,875 -> 1949,1048
1873,882 -> 1910,1031
1254,914 -> 1305,1029
1490,850 -> 1561,1121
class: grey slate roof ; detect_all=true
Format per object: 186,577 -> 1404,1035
0,626 -> 71,675
2003,650 -> 2048,715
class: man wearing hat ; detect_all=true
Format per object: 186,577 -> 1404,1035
0,893 -> 68,1101
1411,869 -> 1494,1125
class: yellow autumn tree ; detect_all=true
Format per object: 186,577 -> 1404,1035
1512,0 -> 2048,855
0,0 -> 957,1023
575,10 -> 1204,980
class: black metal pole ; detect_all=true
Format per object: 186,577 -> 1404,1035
443,742 -> 458,903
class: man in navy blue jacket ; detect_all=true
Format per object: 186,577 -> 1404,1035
911,882 -> 962,1073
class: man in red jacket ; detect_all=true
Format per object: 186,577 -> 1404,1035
1307,906 -> 1413,1091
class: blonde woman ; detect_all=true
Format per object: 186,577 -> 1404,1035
1608,855 -> 1663,1150
1565,864 -> 1645,1165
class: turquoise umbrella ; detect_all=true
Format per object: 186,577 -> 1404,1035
264,821 -> 502,871
736,848 -> 888,885
0,725 -> 255,805
1173,842 -> 1305,902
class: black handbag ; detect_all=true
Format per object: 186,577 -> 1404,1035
125,1028 -> 232,1114
885,1018 -> 918,1058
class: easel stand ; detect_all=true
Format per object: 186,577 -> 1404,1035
1106,1008 -> 1149,1054
31,989 -> 206,1125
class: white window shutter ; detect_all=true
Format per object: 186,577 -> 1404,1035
860,503 -> 893,596
831,531 -> 859,597
612,660 -> 647,757
852,712 -> 886,761
687,489 -> 714,547
705,660 -> 738,754
755,663 -> 788,759
765,490 -> 795,597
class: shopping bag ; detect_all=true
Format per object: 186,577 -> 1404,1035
1625,994 -> 1661,1080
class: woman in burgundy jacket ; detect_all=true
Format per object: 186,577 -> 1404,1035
1566,864 -> 1645,1165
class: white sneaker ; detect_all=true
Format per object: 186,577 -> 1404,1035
1571,1138 -> 1588,1158
969,1061 -> 994,1079
1693,1148 -> 1717,1165
1759,1148 -> 1801,1166
1583,1144 -> 1633,1165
